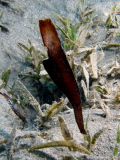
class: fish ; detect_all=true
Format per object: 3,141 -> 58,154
39,19 -> 86,134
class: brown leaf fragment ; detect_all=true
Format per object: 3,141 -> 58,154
58,116 -> 73,141
39,19 -> 86,134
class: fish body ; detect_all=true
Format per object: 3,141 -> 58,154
39,19 -> 86,134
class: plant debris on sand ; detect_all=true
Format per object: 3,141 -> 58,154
0,0 -> 120,160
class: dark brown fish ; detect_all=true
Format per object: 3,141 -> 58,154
39,19 -> 86,134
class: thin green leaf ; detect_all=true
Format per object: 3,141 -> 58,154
45,99 -> 67,120
29,140 -> 91,155
0,12 -> 3,20
96,86 -> 108,95
91,129 -> 104,147
1,69 -> 11,87
113,146 -> 119,157
58,116 -> 73,141
117,126 -> 120,144
18,43 -> 30,53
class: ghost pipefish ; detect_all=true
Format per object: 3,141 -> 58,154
39,19 -> 86,134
